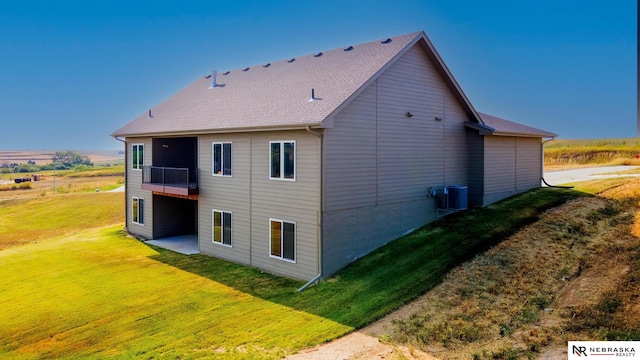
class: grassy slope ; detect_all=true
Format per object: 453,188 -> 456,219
388,179 -> 640,359
0,188 -> 580,359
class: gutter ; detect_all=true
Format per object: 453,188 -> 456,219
464,121 -> 494,135
112,123 -> 325,139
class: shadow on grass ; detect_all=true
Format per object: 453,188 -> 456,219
147,188 -> 585,329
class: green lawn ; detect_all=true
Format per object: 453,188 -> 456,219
0,193 -> 123,249
0,188 -> 581,359
0,226 -> 349,359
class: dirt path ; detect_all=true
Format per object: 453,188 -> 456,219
287,331 -> 436,360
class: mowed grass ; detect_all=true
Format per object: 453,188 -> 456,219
0,192 -> 122,249
0,226 -> 349,359
0,188 -> 581,358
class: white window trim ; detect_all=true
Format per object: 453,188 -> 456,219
132,143 -> 144,171
212,142 -> 232,177
269,140 -> 296,181
212,209 -> 232,247
268,218 -> 296,263
132,197 -> 144,226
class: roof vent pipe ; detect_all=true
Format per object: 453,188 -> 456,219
308,88 -> 323,102
148,109 -> 153,118
208,70 -> 219,88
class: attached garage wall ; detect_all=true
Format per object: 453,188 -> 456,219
516,137 -> 542,192
466,129 -> 485,207
482,135 -> 542,206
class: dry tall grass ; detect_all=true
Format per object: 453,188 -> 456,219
545,138 -> 640,168
388,178 -> 640,359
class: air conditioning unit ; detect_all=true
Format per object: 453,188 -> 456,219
445,185 -> 468,210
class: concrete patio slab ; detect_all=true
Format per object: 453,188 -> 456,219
146,235 -> 199,255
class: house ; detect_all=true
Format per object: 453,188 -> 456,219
112,31 -> 556,281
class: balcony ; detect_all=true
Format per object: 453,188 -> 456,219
141,166 -> 199,197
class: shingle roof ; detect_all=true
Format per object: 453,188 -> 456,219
112,31 -> 482,137
475,112 -> 557,138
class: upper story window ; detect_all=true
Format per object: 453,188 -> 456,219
213,142 -> 232,176
270,141 -> 295,180
132,144 -> 144,170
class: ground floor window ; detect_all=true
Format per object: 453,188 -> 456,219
269,219 -> 295,262
213,210 -> 232,246
132,197 -> 144,225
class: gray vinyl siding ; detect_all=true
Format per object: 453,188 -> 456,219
323,84 -> 378,211
249,131 -> 321,281
483,136 -> 517,204
196,131 -> 321,281
516,137 -> 542,191
482,136 -> 542,205
126,138 -> 153,239
198,133 -> 252,265
466,129 -> 485,207
322,43 -> 472,276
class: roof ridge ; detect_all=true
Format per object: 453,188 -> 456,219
214,31 -> 423,77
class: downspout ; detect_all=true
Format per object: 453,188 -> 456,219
114,136 -> 128,228
299,125 -> 323,292
540,136 -> 573,188
541,137 -> 556,172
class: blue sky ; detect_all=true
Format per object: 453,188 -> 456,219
0,0 -> 636,150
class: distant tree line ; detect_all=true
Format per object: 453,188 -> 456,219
0,151 -> 93,173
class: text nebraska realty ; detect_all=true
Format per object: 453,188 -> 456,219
573,345 -> 636,357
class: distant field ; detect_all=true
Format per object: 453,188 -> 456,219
545,138 -> 640,168
0,149 -> 123,165
0,164 -> 124,200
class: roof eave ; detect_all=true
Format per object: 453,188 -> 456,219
493,130 -> 558,139
464,121 -> 494,135
111,123 -> 325,139
417,33 -> 483,124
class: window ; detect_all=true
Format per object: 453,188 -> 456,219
270,141 -> 295,180
212,210 -> 232,246
132,144 -> 144,170
132,197 -> 144,225
213,142 -> 232,176
269,219 -> 295,262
